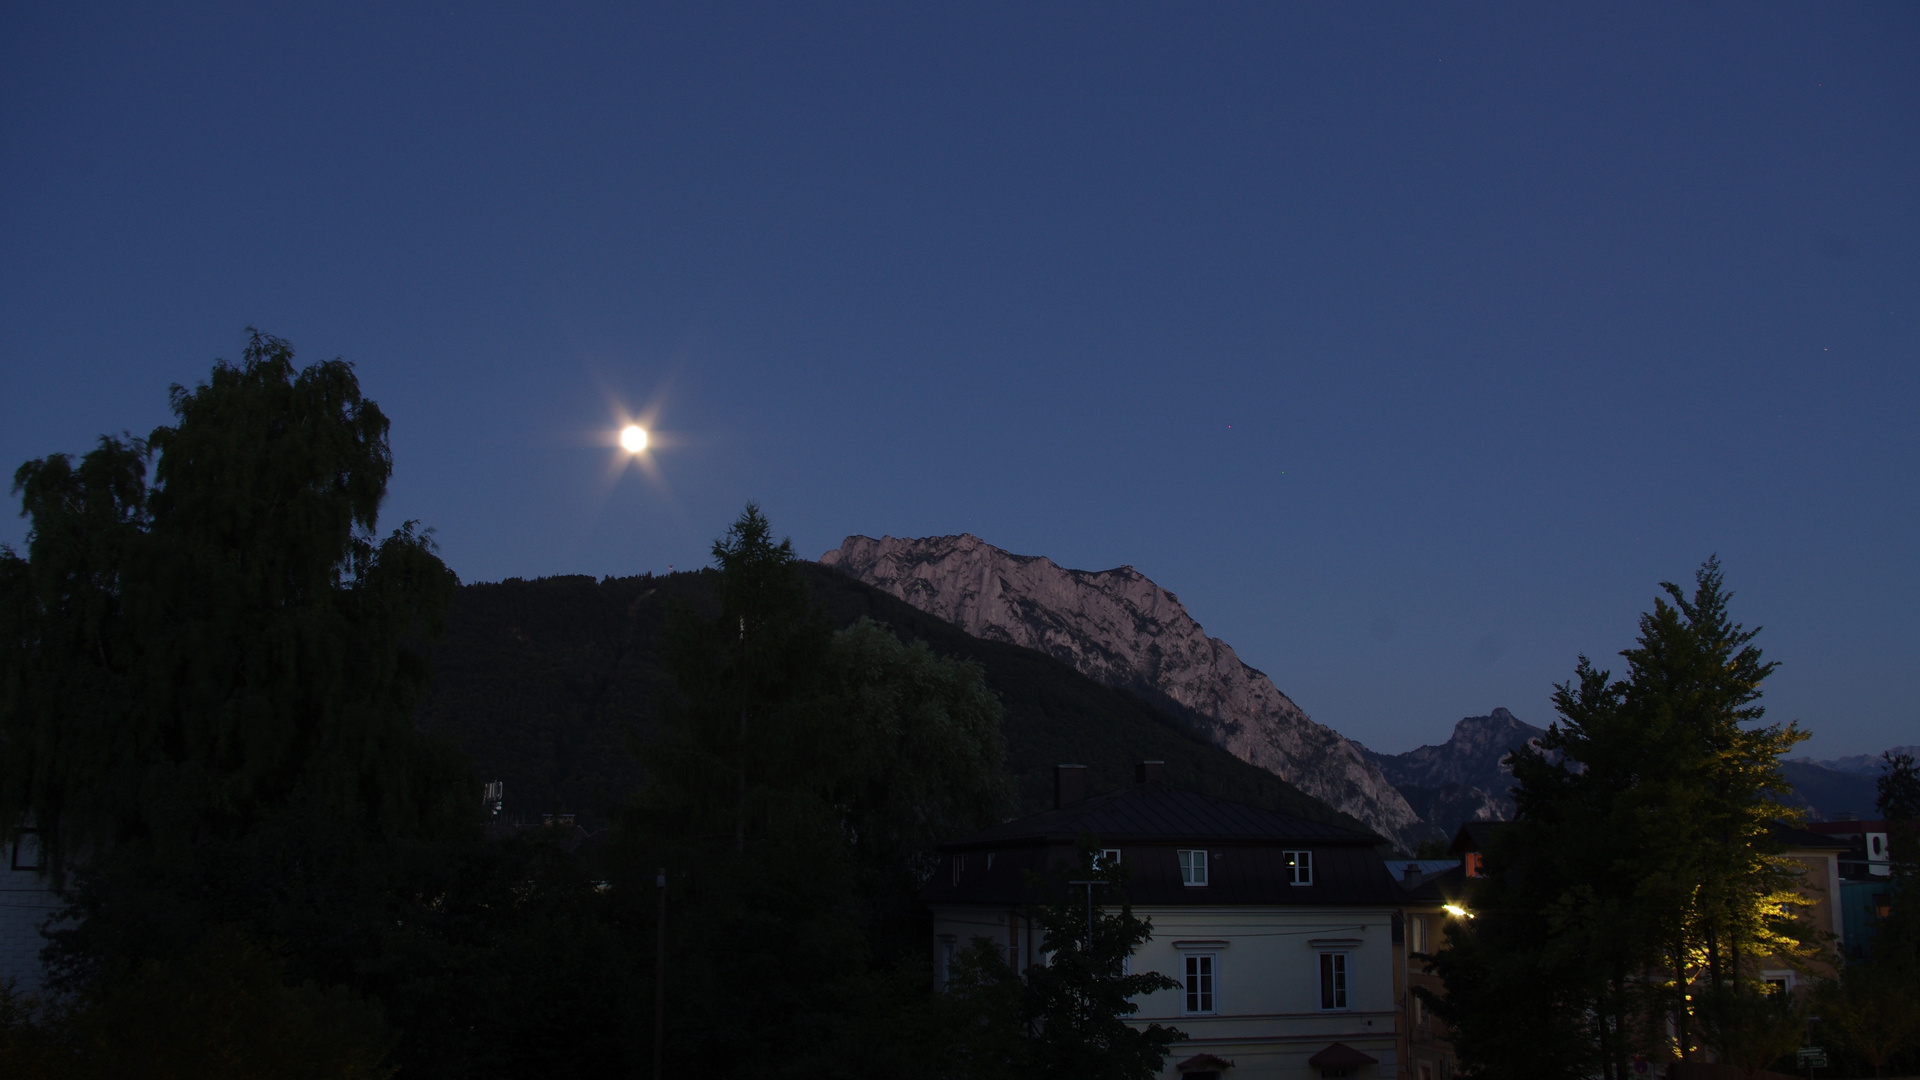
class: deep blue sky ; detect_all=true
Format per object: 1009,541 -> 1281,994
4,4 -> 1914,756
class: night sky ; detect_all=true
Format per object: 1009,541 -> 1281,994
3,4 -> 1914,757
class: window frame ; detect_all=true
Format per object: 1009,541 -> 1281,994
936,935 -> 957,992
1095,847 -> 1122,871
10,829 -> 42,872
1182,951 -> 1219,1015
1284,849 -> 1313,885
1318,950 -> 1350,1010
1178,849 -> 1209,887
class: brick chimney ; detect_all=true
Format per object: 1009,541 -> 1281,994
1135,760 -> 1166,784
1054,764 -> 1087,809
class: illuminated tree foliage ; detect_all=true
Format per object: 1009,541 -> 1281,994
1427,559 -> 1814,1080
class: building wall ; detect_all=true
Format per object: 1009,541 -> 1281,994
931,902 -> 1401,1079
0,865 -> 61,996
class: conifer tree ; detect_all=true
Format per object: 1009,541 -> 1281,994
1430,559 -> 1814,1078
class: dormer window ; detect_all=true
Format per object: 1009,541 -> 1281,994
1284,850 -> 1313,885
1179,849 -> 1209,886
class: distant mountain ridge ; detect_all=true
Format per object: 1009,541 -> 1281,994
1793,746 -> 1920,777
821,534 -> 1428,848
1364,708 -> 1547,833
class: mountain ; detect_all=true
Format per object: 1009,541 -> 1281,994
1360,711 -> 1895,829
1364,708 -> 1547,834
1794,747 -> 1920,777
819,534 -> 1428,849
415,564 -> 1370,835
1775,762 -> 1884,821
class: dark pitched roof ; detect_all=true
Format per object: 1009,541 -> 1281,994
940,780 -> 1383,850
1397,862 -> 1468,903
1804,819 -> 1890,835
1448,821 -> 1506,855
922,839 -> 1404,906
1769,820 -> 1851,850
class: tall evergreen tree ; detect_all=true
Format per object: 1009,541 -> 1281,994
1429,559 -> 1814,1079
625,505 -> 1015,1078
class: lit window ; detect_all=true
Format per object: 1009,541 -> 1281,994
1179,849 -> 1209,886
1320,951 -> 1349,1010
1184,953 -> 1217,1014
1284,849 -> 1313,885
1464,852 -> 1486,878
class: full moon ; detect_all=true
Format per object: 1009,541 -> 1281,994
620,425 -> 648,453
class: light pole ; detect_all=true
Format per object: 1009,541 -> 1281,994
653,868 -> 666,1080
1066,880 -> 1102,946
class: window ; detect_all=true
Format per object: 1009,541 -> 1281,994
1284,849 -> 1313,885
1408,914 -> 1427,954
952,854 -> 964,886
1183,953 -> 1217,1014
937,936 -> 956,991
1319,951 -> 1349,1009
1464,852 -> 1486,878
1095,848 -> 1122,870
1178,849 -> 1209,886
10,830 -> 41,872
1762,970 -> 1794,995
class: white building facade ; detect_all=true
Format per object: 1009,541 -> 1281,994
925,763 -> 1404,1080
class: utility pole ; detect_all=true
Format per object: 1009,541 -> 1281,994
653,868 -> 666,1080
1067,880 -> 1100,946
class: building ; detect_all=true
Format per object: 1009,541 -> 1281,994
1800,817 -> 1898,959
1,825 -> 61,997
923,762 -> 1406,1079
1385,857 -> 1469,1080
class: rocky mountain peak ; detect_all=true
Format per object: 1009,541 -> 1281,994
1366,708 -> 1549,832
821,534 -> 1426,848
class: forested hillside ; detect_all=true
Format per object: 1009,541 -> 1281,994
416,562 -> 1367,835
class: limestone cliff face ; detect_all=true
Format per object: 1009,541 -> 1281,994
820,534 -> 1425,847
1368,708 -> 1548,831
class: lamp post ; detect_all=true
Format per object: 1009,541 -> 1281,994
1066,880 -> 1102,946
653,868 -> 666,1080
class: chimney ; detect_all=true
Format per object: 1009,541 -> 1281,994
1135,760 -> 1166,785
1054,764 -> 1088,810
1403,863 -> 1421,883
